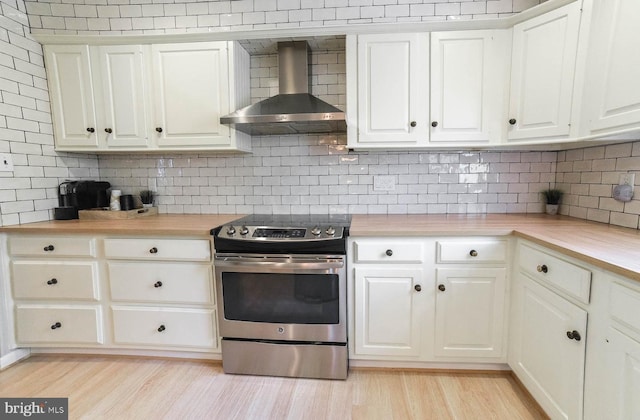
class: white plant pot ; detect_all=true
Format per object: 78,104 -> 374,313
546,204 -> 559,215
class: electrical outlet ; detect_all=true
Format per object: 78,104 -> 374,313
0,153 -> 14,172
374,175 -> 396,192
620,173 -> 635,188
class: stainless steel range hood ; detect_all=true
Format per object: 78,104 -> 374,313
220,41 -> 346,136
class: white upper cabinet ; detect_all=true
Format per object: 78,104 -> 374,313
44,45 -> 98,149
45,41 -> 250,153
96,45 -> 150,148
151,42 -> 232,148
350,33 -> 429,147
507,1 -> 582,141
430,31 -> 507,144
583,0 -> 640,135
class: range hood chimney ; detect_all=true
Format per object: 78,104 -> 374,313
220,41 -> 346,136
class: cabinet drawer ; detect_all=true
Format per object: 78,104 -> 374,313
111,307 -> 216,349
353,240 -> 425,263
437,239 -> 507,263
9,236 -> 95,257
15,305 -> 103,345
11,261 -> 99,301
518,243 -> 591,304
108,262 -> 213,304
104,238 -> 210,262
610,282 -> 640,337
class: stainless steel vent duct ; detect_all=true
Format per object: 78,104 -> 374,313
220,41 -> 346,136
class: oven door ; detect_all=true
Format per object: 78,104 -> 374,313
214,254 -> 346,343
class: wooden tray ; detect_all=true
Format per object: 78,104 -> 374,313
78,207 -> 158,220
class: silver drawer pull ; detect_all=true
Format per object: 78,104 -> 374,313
537,264 -> 548,274
469,250 -> 478,257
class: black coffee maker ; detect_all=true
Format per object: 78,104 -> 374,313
55,181 -> 111,220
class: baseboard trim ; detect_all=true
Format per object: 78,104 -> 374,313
1,348 -> 30,370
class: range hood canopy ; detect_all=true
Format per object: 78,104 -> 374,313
220,41 -> 346,136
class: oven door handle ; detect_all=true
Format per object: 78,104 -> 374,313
214,254 -> 344,270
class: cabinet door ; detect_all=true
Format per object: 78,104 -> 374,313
354,267 -> 425,357
430,31 -> 505,143
510,274 -> 587,420
585,0 -> 640,134
355,33 -> 429,145
152,42 -> 231,147
434,267 -> 506,358
601,328 -> 640,419
44,45 -> 98,149
507,2 -> 581,141
96,45 -> 150,147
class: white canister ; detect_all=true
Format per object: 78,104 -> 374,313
110,190 -> 122,211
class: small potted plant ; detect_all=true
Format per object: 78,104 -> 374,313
541,188 -> 563,215
140,190 -> 154,208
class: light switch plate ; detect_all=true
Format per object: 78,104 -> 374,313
0,153 -> 14,172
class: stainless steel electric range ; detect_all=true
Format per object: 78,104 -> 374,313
211,214 -> 351,380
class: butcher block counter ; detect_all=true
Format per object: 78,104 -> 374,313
2,212 -> 640,280
0,214 -> 245,237
350,213 -> 640,282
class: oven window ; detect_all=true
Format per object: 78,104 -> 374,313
222,272 -> 340,324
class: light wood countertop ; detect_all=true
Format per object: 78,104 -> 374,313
0,214 -> 245,237
2,212 -> 639,282
350,213 -> 640,282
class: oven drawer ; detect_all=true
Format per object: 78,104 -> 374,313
108,262 -> 213,304
15,305 -> 103,345
11,261 -> 99,301
111,306 -> 217,349
437,239 -> 507,263
9,236 -> 95,258
104,238 -> 210,262
353,239 -> 425,263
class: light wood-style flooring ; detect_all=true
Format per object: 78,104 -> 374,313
0,356 -> 547,419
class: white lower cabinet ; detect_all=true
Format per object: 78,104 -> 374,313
510,241 -> 589,420
585,279 -> 640,420
434,267 -> 506,358
512,246 -> 593,418
601,328 -> 640,419
350,237 -> 507,363
353,267 -> 427,357
106,238 -> 217,352
7,233 -> 218,354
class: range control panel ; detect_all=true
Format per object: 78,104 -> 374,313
217,225 -> 344,241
